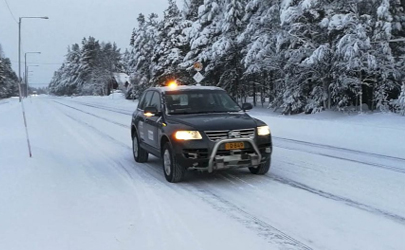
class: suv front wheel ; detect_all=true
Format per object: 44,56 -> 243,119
162,142 -> 186,183
249,157 -> 271,175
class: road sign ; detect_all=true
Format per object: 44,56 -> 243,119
193,62 -> 203,72
193,72 -> 205,83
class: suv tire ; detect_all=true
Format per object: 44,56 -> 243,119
162,142 -> 186,183
132,132 -> 148,163
249,157 -> 271,175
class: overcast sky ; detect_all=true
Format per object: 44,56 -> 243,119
0,0 -> 176,87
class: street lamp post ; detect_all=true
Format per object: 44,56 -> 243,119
18,16 -> 48,101
17,16 -> 48,158
24,52 -> 41,97
26,65 -> 39,96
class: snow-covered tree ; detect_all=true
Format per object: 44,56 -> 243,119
181,0 -> 224,75
210,0 -> 247,99
49,37 -> 123,96
241,0 -> 283,107
183,0 -> 204,21
121,49 -> 132,75
128,13 -> 161,96
121,0 -> 405,114
79,37 -> 100,87
0,45 -> 19,98
273,0 -> 324,113
370,0 -> 397,111
0,58 -> 6,97
152,0 -> 191,83
398,83 -> 405,115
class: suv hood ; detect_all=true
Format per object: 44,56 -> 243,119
167,113 -> 257,131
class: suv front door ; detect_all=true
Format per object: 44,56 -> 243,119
143,91 -> 162,149
136,91 -> 154,144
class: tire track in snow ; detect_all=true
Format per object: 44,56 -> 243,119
266,174 -> 405,225
138,162 -> 313,250
53,99 -> 405,225
62,99 -> 133,115
68,97 -> 404,166
219,171 -> 405,225
61,111 -> 129,149
191,188 -> 313,250
61,99 -> 405,174
53,102 -> 203,248
71,101 -> 132,115
274,137 -> 405,164
53,100 -> 130,129
275,143 -> 405,174
103,157 -> 312,250
55,101 -> 314,250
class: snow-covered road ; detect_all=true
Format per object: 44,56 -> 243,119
1,95 -> 404,250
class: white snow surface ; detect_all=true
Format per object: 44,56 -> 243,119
1,95 -> 405,250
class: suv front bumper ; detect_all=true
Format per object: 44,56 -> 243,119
172,137 -> 272,172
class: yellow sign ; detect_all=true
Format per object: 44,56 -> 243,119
193,62 -> 203,72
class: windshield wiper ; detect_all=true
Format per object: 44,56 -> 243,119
206,110 -> 240,113
169,111 -> 197,115
169,110 -> 240,115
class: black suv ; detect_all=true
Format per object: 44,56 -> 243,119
131,85 -> 272,183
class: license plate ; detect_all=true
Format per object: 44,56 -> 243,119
225,142 -> 245,150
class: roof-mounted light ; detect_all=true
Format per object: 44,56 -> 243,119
167,81 -> 178,89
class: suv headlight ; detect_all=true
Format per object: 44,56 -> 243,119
175,131 -> 202,140
257,126 -> 271,136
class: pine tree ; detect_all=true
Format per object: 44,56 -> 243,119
398,83 -> 405,115
152,0 -> 190,83
297,0 -> 346,113
210,0 -> 247,100
65,43 -> 82,93
241,0 -> 283,107
183,0 -> 204,21
0,58 -> 6,98
276,0 -> 324,114
389,0 -> 405,107
128,13 -> 160,94
181,0 -> 224,75
79,37 -> 101,86
121,49 -> 132,75
128,14 -> 147,98
370,0 -> 397,111
0,47 -> 19,98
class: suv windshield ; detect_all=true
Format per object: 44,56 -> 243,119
165,90 -> 241,114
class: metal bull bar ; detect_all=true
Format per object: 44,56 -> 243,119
208,138 -> 262,173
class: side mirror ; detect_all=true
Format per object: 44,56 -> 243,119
144,106 -> 159,117
242,103 -> 253,111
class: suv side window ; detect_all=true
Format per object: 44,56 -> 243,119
137,93 -> 145,110
149,91 -> 161,112
138,91 -> 154,110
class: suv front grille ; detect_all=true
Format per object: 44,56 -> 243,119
205,128 -> 255,141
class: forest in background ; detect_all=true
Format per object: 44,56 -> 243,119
48,38 -> 122,96
48,0 -> 405,114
